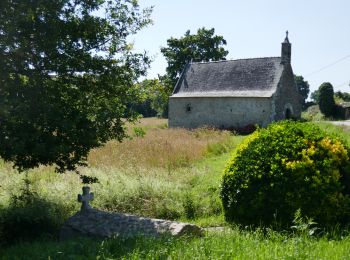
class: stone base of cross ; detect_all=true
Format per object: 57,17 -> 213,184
78,186 -> 94,212
61,186 -> 204,240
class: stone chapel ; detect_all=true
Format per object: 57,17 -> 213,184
168,32 -> 302,129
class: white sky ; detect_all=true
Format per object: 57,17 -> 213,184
131,0 -> 350,95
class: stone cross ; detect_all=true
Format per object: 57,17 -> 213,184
78,186 -> 94,211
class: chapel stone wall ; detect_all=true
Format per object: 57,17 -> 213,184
272,64 -> 302,121
168,97 -> 272,129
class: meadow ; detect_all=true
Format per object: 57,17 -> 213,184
0,118 -> 350,259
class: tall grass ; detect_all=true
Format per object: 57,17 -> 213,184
88,126 -> 236,170
0,118 -> 243,246
315,121 -> 350,144
0,152 -> 235,224
127,117 -> 168,130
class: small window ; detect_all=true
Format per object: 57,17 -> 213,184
186,104 -> 192,113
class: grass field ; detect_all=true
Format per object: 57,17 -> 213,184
1,228 -> 350,259
0,118 -> 350,259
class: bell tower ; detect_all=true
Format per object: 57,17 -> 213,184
281,31 -> 291,64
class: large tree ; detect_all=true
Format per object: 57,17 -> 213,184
161,27 -> 229,86
318,82 -> 335,117
294,75 -> 310,109
159,27 -> 229,117
0,0 -> 152,173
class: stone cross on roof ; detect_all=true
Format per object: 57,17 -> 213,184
284,30 -> 290,43
78,186 -> 94,211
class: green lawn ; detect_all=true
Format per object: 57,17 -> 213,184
1,228 -> 349,259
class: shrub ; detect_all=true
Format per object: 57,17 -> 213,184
220,121 -> 350,228
133,127 -> 146,138
318,82 -> 335,117
183,193 -> 196,219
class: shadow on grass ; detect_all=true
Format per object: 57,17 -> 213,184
0,235 -> 186,259
0,191 -> 74,246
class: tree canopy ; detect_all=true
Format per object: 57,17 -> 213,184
318,82 -> 335,117
310,89 -> 320,104
294,75 -> 310,108
157,27 -> 229,117
161,27 -> 229,86
0,0 -> 152,173
128,79 -> 168,118
334,91 -> 350,103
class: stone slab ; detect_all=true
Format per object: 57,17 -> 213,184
60,209 -> 204,240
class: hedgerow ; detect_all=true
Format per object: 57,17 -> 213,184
220,121 -> 350,227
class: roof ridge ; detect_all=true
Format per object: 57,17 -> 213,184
190,56 -> 281,65
173,55 -> 284,95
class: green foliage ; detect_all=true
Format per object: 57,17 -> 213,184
301,105 -> 325,121
206,143 -> 230,156
161,27 -> 229,86
291,209 -> 318,237
133,127 -> 146,138
310,89 -> 320,104
0,0 -> 152,172
306,89 -> 350,120
159,27 -> 228,117
128,99 -> 157,118
334,91 -> 350,103
221,121 -> 350,227
183,193 -> 197,219
318,82 -> 336,117
294,75 -> 310,109
0,177 -> 73,245
130,78 -> 171,118
198,128 -> 243,156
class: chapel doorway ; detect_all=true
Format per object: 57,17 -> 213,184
285,108 -> 292,119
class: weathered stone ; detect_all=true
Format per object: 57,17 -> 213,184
168,33 -> 302,129
60,209 -> 204,240
60,186 -> 203,240
77,186 -> 94,212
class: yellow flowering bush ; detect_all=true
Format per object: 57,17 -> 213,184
220,121 -> 350,227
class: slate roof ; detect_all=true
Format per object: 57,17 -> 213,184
172,57 -> 284,98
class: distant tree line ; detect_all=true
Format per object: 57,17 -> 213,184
133,27 -> 229,118
310,82 -> 350,118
